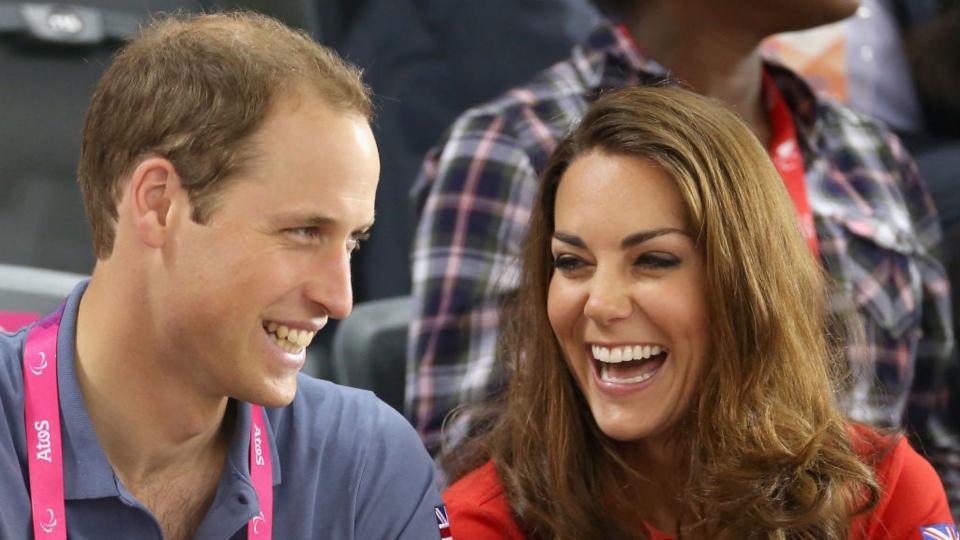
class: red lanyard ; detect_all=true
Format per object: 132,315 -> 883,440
22,306 -> 273,539
762,69 -> 819,259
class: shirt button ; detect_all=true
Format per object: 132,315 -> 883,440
857,5 -> 872,18
860,45 -> 874,62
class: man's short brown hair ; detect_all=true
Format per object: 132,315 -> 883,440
78,11 -> 372,259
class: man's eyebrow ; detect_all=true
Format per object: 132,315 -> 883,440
270,212 -> 374,235
271,212 -> 335,226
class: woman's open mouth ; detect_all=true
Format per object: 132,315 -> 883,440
590,344 -> 667,385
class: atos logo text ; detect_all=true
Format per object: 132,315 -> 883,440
34,420 -> 53,463
253,424 -> 265,466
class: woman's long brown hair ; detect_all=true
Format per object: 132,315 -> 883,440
443,86 -> 882,539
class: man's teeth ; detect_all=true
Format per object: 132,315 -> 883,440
591,344 -> 664,363
264,322 -> 316,352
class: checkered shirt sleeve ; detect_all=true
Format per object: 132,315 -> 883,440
406,111 -> 542,452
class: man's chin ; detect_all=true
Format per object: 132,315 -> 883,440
240,377 -> 299,408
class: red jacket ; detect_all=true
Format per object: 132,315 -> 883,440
443,427 -> 954,539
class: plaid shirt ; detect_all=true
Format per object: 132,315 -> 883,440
408,20 -> 956,479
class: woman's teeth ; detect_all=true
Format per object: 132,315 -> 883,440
591,344 -> 664,363
592,344 -> 667,384
600,363 -> 658,384
264,321 -> 316,353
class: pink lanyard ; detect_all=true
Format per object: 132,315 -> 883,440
22,306 -> 274,539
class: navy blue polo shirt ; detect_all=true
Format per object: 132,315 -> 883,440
0,282 -> 444,539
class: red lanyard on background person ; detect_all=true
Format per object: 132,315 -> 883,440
762,69 -> 819,259
22,305 -> 274,539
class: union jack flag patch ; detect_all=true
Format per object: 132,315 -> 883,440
435,504 -> 453,540
920,524 -> 960,540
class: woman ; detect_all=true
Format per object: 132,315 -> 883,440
441,87 -> 953,539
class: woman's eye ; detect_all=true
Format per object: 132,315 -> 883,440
635,253 -> 680,269
552,254 -> 585,272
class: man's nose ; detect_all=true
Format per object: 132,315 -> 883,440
304,248 -> 354,320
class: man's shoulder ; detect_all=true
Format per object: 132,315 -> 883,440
267,376 -> 442,537
280,374 -> 382,426
275,375 -> 420,454
0,329 -> 29,540
0,327 -> 26,397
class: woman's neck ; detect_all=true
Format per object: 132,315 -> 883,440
615,439 -> 691,537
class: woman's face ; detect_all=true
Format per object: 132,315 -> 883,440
547,150 -> 709,446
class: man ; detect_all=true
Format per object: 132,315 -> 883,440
408,0 -> 957,502
0,13 -> 443,540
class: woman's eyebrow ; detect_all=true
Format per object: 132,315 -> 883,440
553,228 -> 688,248
621,228 -> 688,248
553,231 -> 586,248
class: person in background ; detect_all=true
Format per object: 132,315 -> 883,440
407,0 -> 957,508
0,12 -> 444,540
338,0 -> 600,302
765,1 -> 960,386
443,86 -> 955,540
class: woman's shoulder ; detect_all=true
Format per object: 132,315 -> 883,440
444,460 -> 525,539
848,424 -> 956,539
445,461 -> 503,503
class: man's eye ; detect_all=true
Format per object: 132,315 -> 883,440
286,227 -> 321,240
552,254 -> 585,272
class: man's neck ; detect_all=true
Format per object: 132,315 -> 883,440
74,268 -> 232,485
623,5 -> 771,146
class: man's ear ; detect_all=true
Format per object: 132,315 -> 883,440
128,157 -> 184,249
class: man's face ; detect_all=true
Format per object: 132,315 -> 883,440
156,94 -> 379,407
